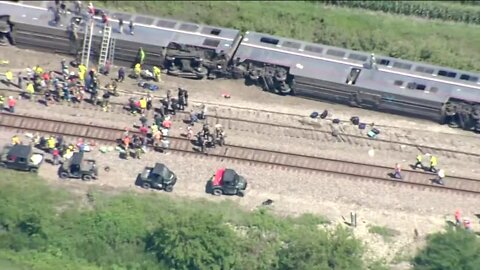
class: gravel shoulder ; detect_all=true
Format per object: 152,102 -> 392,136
1,46 -> 480,266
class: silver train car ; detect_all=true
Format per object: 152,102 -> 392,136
2,0 -> 480,131
234,31 -> 480,130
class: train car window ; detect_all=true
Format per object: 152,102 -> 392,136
393,80 -> 404,86
326,49 -> 346,58
348,53 -> 368,61
304,45 -> 323,54
429,87 -> 439,93
201,27 -> 222,35
282,41 -> 301,49
202,38 -> 220,48
393,62 -> 412,70
438,70 -> 457,78
460,74 -> 479,82
378,59 -> 390,66
179,23 -> 199,32
406,82 -> 416,89
260,37 -> 279,45
156,20 -> 177,28
134,16 -> 154,25
415,66 -> 434,74
415,84 -> 426,90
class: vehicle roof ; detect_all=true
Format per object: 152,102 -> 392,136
1,1 -> 240,53
70,152 -> 84,165
8,144 -> 32,158
153,163 -> 168,175
223,169 -> 237,183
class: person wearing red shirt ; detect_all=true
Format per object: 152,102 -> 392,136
8,96 -> 16,113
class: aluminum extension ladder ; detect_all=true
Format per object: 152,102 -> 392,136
107,38 -> 116,66
98,24 -> 113,68
80,20 -> 95,69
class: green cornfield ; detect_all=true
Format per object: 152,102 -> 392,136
325,1 -> 480,24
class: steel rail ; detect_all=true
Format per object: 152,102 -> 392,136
0,113 -> 479,195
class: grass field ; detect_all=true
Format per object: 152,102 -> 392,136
95,1 -> 480,72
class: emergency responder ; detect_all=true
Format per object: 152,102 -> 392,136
47,136 -> 56,153
118,67 -> 125,82
393,163 -> 402,179
138,47 -> 145,65
139,97 -> 147,114
414,154 -> 423,169
101,91 -> 111,111
153,66 -> 161,82
435,169 -> 445,185
429,155 -> 438,172
26,82 -> 35,100
129,20 -> 134,35
11,135 -> 20,145
118,18 -> 124,34
5,70 -> 13,87
133,63 -> 141,78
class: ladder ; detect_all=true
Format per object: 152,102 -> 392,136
98,24 -> 112,68
107,38 -> 116,66
80,20 -> 94,69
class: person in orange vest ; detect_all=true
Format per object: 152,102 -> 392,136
123,135 -> 130,159
455,209 -> 461,226
393,163 -> 402,179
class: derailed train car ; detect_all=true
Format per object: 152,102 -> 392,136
234,32 -> 480,131
1,1 -> 241,78
2,1 -> 480,131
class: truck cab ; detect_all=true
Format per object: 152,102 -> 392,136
208,168 -> 247,197
0,144 -> 44,173
136,163 -> 177,192
59,152 -> 98,181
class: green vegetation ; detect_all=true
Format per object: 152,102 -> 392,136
0,171 -> 375,270
412,227 -> 480,270
325,1 -> 480,25
368,225 -> 400,242
95,1 -> 480,72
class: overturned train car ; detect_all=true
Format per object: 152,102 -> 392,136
1,1 -> 241,79
3,1 -> 480,131
234,32 -> 480,131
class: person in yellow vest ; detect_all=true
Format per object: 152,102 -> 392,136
78,64 -> 87,83
47,136 -> 56,152
153,66 -> 161,82
11,135 -> 21,145
136,47 -> 145,65
26,82 -> 35,100
414,154 -> 423,169
429,155 -> 438,172
139,97 -> 147,114
134,63 -> 141,78
5,70 -> 13,87
34,65 -> 44,76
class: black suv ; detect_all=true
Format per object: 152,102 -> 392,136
207,168 -> 247,197
59,152 -> 98,181
0,144 -> 44,173
136,163 -> 177,192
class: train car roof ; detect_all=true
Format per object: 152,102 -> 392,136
2,1 -> 240,52
240,31 -> 480,88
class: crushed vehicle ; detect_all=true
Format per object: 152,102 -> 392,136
135,163 -> 177,192
0,144 -> 44,173
58,152 -> 98,181
207,168 -> 247,197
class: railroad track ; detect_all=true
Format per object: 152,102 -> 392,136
1,112 -> 479,196
2,86 -> 478,163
